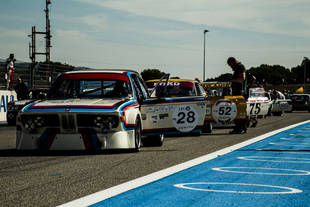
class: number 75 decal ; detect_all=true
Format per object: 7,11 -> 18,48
249,103 -> 261,115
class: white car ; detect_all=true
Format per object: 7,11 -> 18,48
270,91 -> 292,116
246,88 -> 271,127
16,69 -> 206,151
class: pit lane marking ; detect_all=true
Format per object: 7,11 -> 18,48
173,182 -> 302,194
58,120 -> 310,207
269,142 -> 310,147
211,167 -> 310,175
238,156 -> 310,163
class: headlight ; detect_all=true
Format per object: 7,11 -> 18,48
94,116 -> 113,133
24,116 -> 46,132
77,115 -> 119,129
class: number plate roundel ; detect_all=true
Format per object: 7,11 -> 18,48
212,99 -> 237,124
172,105 -> 198,132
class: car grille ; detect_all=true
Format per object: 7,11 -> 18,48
77,114 -> 119,128
61,114 -> 76,130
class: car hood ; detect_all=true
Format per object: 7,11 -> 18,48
12,99 -> 34,106
23,98 -> 129,112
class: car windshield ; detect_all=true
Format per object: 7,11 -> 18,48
29,90 -> 47,99
152,81 -> 196,97
49,78 -> 131,99
249,88 -> 265,98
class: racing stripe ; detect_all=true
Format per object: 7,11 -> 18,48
29,100 -> 126,110
79,128 -> 101,150
38,128 -> 59,150
143,96 -> 206,105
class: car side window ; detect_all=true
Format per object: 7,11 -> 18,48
137,77 -> 149,98
195,83 -> 204,96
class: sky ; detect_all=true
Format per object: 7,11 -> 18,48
0,0 -> 309,80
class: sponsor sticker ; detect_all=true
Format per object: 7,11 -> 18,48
172,105 -> 198,132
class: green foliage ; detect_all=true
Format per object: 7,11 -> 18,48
141,69 -> 165,81
210,61 -> 310,85
205,73 -> 232,82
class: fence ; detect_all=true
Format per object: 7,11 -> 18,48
0,60 -> 74,90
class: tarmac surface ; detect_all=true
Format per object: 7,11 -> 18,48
0,112 -> 309,207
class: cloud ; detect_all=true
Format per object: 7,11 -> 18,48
73,0 -> 310,37
80,14 -> 109,31
0,27 -> 28,38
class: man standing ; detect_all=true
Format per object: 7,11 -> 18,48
6,53 -> 16,90
15,77 -> 28,100
227,57 -> 246,96
227,57 -> 247,134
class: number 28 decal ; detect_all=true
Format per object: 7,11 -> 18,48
173,105 -> 199,133
177,111 -> 195,124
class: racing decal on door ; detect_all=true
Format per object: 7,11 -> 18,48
249,102 -> 261,115
172,105 -> 198,132
212,99 -> 237,124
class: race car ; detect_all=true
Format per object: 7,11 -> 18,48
201,82 -> 247,133
269,90 -> 292,116
144,78 -> 207,136
6,88 -> 48,125
290,94 -> 310,112
246,88 -> 271,127
16,70 -> 206,151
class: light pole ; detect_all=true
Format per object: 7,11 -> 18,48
203,29 -> 209,81
302,57 -> 309,93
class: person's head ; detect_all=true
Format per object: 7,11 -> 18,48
9,53 -> 15,60
17,77 -> 22,83
227,57 -> 238,69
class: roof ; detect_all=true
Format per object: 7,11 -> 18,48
68,68 -> 138,74
146,79 -> 197,83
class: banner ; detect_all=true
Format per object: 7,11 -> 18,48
0,90 -> 17,123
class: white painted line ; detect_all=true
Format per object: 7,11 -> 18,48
269,142 -> 310,147
238,156 -> 310,163
280,137 -> 310,141
58,120 -> 310,207
212,167 -> 310,175
174,182 -> 302,194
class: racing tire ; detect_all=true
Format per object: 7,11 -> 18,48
133,117 -> 142,152
142,134 -> 164,147
272,111 -> 282,116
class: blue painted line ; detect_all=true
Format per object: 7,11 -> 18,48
89,123 -> 310,207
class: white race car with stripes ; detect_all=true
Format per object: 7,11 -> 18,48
16,69 -> 206,151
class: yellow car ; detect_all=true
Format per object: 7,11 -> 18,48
201,82 -> 247,133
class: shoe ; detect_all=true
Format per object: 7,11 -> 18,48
229,129 -> 246,134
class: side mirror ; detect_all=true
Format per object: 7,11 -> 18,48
137,92 -> 145,103
38,93 -> 46,99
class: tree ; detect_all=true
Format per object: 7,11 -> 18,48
141,69 -> 165,81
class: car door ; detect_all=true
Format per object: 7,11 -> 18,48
136,75 -> 207,136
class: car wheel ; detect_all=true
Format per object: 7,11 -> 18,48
142,134 -> 164,147
272,112 -> 282,116
133,117 -> 141,152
